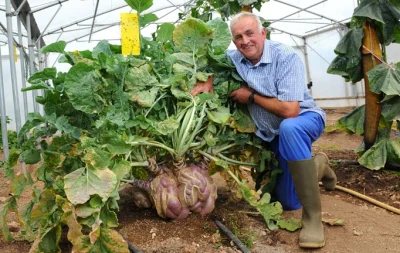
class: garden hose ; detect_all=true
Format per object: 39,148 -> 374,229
320,182 -> 400,215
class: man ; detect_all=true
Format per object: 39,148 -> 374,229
191,12 -> 337,248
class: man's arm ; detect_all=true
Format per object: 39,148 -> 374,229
230,85 -> 300,118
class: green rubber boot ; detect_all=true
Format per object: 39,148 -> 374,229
314,152 -> 337,191
288,158 -> 325,248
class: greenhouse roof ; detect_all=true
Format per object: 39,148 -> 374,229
0,0 -> 357,51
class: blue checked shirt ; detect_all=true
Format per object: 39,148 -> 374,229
227,40 -> 326,142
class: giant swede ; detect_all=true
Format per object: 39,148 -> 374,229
177,163 -> 217,215
150,172 -> 190,220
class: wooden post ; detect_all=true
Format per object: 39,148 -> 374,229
241,5 -> 252,12
361,21 -> 382,150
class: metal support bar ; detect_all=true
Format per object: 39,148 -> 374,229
27,14 -> 39,113
270,0 -> 327,24
0,46 -> 10,160
66,24 -> 116,43
5,0 -> 22,133
89,0 -> 100,43
305,17 -> 351,34
273,0 -> 347,27
17,15 -> 28,120
44,3 -> 192,36
303,37 -> 312,94
30,0 -> 69,14
35,3 -> 62,44
304,24 -> 346,38
12,0 -> 27,15
44,4 -> 128,36
268,26 -> 303,39
167,0 -> 184,12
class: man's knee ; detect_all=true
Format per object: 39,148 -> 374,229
279,118 -> 300,136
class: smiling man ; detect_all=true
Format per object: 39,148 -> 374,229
191,12 -> 338,249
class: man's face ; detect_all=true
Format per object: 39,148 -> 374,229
231,16 -> 266,65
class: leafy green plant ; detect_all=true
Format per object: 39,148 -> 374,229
328,0 -> 400,170
0,0 -> 299,251
0,116 -> 18,152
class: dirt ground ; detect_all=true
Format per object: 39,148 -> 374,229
1,107 -> 400,253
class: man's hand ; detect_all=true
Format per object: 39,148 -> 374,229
230,84 -> 253,104
190,76 -> 214,96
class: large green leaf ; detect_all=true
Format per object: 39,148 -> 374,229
46,114 -> 81,139
87,226 -> 129,253
206,18 -> 231,55
353,0 -> 400,45
84,148 -> 112,170
64,63 -> 105,114
207,106 -> 231,125
153,116 -> 180,135
327,28 -> 364,83
100,132 -> 131,155
41,41 -> 66,54
128,87 -> 159,107
28,68 -> 57,84
173,17 -> 214,55
367,63 -> 400,95
381,95 -> 400,121
125,0 -> 152,13
111,160 -> 131,181
0,196 -> 17,241
338,105 -> 365,135
21,148 -> 41,164
231,107 -> 255,133
334,28 -> 364,56
156,23 -> 175,42
358,138 -> 400,170
140,13 -> 158,27
93,40 -> 113,59
100,202 -> 119,228
64,167 -> 117,205
39,226 -> 62,253
124,66 -> 159,90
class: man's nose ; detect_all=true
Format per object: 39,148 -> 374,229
242,35 -> 250,44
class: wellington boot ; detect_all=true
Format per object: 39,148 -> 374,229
288,158 -> 325,248
314,152 -> 337,190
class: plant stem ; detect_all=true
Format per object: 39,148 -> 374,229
130,161 -> 149,167
217,153 -> 258,167
212,143 -> 237,154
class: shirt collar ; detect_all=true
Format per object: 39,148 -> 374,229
240,40 -> 272,66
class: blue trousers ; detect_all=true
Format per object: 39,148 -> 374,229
267,111 -> 325,210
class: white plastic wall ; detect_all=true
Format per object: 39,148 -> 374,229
1,46 -> 37,130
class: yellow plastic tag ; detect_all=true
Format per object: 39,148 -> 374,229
14,44 -> 18,62
120,13 -> 140,56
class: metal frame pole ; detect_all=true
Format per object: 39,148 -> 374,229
0,45 -> 10,160
17,14 -> 28,120
30,0 -> 69,14
273,0 -> 347,27
88,0 -> 100,42
5,0 -> 22,132
303,37 -> 312,94
35,3 -> 62,44
27,14 -> 39,113
270,0 -> 327,24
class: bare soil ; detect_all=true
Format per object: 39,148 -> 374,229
1,107 -> 400,253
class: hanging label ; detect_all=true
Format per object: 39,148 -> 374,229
120,13 -> 140,56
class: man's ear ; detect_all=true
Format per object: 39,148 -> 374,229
261,27 -> 267,36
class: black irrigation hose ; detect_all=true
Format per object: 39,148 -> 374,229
121,235 -> 143,253
214,219 -> 251,253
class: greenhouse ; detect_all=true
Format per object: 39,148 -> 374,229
0,0 -> 400,252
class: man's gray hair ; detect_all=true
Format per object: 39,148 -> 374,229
230,12 -> 263,33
